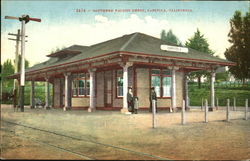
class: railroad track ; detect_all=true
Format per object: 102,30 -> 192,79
1,119 -> 170,160
1,128 -> 94,160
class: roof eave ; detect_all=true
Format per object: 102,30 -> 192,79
119,51 -> 236,66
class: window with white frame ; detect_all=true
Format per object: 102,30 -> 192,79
151,69 -> 161,97
86,73 -> 90,96
72,77 -> 77,96
78,73 -> 86,96
72,73 -> 90,97
162,70 -> 172,97
116,69 -> 123,97
151,69 -> 172,98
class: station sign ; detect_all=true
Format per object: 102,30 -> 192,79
160,45 -> 189,53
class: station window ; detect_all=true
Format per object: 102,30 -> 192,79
151,69 -> 172,98
72,79 -> 77,96
116,69 -> 123,97
162,70 -> 171,97
86,74 -> 90,96
72,73 -> 90,97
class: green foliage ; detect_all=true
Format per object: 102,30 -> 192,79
161,29 -> 182,45
1,59 -> 15,88
2,84 -> 52,105
225,11 -> 250,84
1,56 -> 30,88
1,57 -> 30,104
189,82 -> 250,106
185,29 -> 215,87
185,29 -> 214,55
216,71 -> 229,82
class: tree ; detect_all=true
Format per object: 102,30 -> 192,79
216,71 -> 229,82
1,56 -> 30,89
185,29 -> 214,88
161,29 -> 182,45
225,11 -> 250,87
1,59 -> 15,89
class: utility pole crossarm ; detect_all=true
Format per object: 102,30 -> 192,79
8,38 -> 19,41
8,38 -> 28,42
8,33 -> 28,37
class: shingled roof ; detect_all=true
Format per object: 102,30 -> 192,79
26,45 -> 88,72
26,32 -> 234,73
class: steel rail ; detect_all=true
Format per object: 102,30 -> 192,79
1,128 -> 95,160
2,119 -> 170,160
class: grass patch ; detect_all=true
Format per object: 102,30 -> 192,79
189,84 -> 250,106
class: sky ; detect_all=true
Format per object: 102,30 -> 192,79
1,1 -> 249,66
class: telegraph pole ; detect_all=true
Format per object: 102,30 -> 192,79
8,30 -> 28,107
8,29 -> 20,78
5,15 -> 41,112
8,29 -> 21,108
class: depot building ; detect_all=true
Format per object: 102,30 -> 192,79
9,32 -> 235,112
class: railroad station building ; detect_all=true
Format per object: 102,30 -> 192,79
9,32 -> 235,112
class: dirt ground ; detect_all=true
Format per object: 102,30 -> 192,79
1,105 -> 250,160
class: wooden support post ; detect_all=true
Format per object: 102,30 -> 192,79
63,73 -> 71,111
171,68 -> 176,112
201,98 -> 204,111
13,88 -> 17,111
8,30 -> 21,108
209,71 -> 215,111
233,97 -> 236,111
245,99 -> 248,120
226,99 -> 230,122
184,72 -> 189,110
45,78 -> 50,109
123,64 -> 128,112
152,100 -> 156,128
17,79 -> 21,109
216,98 -> 219,110
19,16 -> 27,112
88,68 -> 96,112
182,100 -> 186,125
19,85 -> 24,112
205,99 -> 208,123
30,80 -> 35,109
119,62 -> 133,113
168,66 -> 179,112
